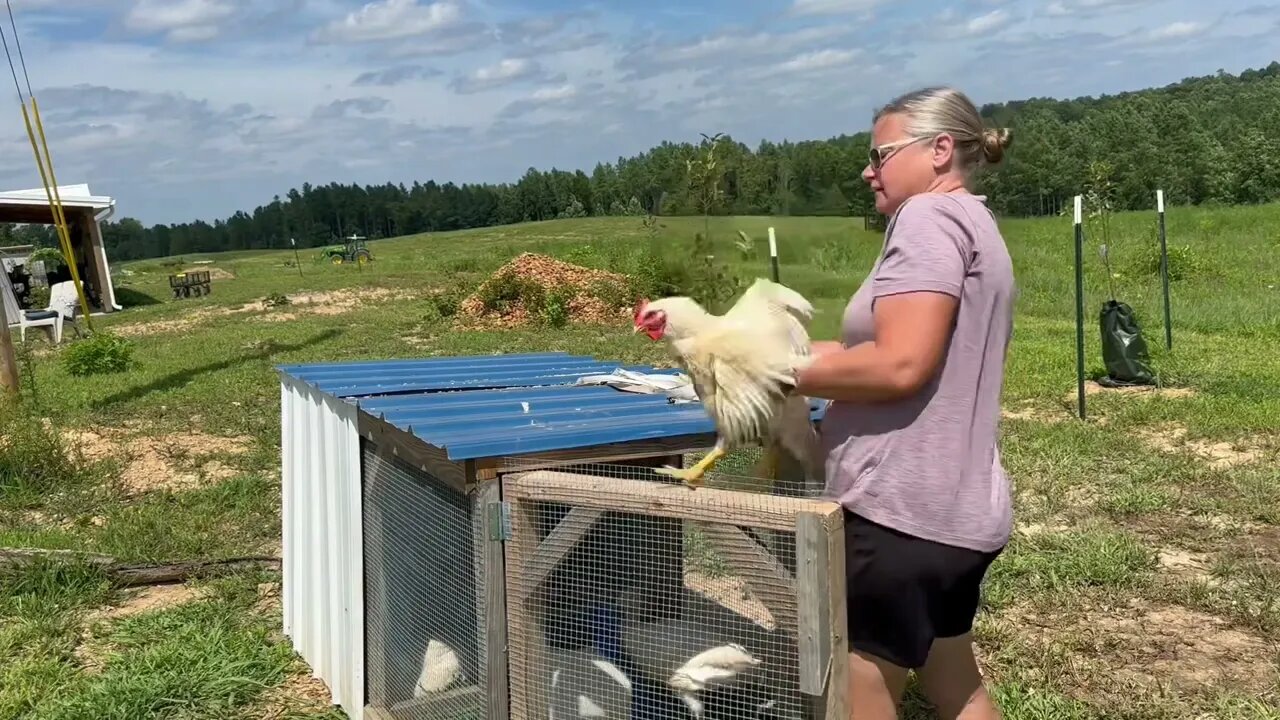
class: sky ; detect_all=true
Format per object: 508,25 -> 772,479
0,0 -> 1275,226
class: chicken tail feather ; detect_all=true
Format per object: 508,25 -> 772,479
750,394 -> 824,493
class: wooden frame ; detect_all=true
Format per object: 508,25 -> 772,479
353,410 -> 832,720
502,469 -> 848,720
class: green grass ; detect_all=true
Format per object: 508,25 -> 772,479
2,203 -> 1279,718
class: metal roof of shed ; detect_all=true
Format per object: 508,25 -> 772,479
277,352 -> 826,461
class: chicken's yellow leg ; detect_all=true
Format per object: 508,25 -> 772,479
656,445 -> 728,488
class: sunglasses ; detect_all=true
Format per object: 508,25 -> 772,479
868,135 -> 933,170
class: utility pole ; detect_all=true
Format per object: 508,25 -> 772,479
0,289 -> 20,397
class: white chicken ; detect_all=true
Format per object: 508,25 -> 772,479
413,638 -> 464,697
668,643 -> 763,718
632,277 -> 820,487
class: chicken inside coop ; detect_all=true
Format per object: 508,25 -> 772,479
535,585 -> 801,719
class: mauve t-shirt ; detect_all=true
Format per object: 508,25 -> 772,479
819,190 -> 1015,553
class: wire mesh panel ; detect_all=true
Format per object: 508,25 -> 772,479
502,463 -> 847,720
361,437 -> 492,720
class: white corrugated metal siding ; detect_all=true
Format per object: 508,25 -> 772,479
280,374 -> 365,720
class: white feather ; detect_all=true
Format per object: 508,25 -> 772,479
577,694 -> 607,717
589,658 -> 633,691
668,642 -> 763,717
680,692 -> 705,718
668,643 -> 761,692
414,638 -> 463,696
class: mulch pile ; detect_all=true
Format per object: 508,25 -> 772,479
455,252 -> 636,329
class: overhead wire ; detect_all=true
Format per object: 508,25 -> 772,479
0,0 -> 94,330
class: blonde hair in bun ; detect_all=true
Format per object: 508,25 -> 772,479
981,127 -> 1013,164
875,86 -> 1012,172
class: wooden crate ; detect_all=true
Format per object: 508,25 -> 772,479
502,468 -> 848,720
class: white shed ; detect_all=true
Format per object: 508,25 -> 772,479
0,183 -> 122,313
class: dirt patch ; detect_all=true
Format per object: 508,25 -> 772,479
102,583 -> 206,621
250,669 -> 335,720
1002,404 -> 1065,423
1136,422 -> 1266,469
182,266 -> 236,281
1248,527 -> 1280,562
75,582 -> 208,673
112,308 -> 229,337
1016,522 -> 1071,537
21,509 -> 74,529
455,253 -> 634,329
1179,510 -> 1265,535
1003,404 -> 1064,420
111,286 -> 414,336
1070,380 -> 1197,401
1018,485 -> 1100,519
63,427 -> 252,495
1011,599 -> 1278,697
1157,547 -> 1221,587
19,509 -> 106,529
279,287 -> 414,316
254,581 -> 282,617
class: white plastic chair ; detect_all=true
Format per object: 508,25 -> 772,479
20,280 -> 81,344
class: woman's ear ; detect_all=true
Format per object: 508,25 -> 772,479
930,133 -> 955,171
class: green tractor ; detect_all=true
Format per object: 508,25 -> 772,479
319,233 -> 373,266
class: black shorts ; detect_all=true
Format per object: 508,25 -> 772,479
843,510 -> 1003,669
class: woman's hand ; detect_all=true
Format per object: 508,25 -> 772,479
810,341 -> 846,359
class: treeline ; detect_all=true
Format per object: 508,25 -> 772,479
7,62 -> 1280,263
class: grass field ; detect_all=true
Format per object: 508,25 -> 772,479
2,203 -> 1279,719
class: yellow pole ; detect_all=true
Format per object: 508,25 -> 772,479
19,97 -> 93,330
3,1 -> 93,331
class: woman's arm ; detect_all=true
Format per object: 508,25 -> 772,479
796,291 -> 958,402
796,194 -> 973,403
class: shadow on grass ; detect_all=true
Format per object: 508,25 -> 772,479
90,328 -> 342,409
112,287 -> 164,307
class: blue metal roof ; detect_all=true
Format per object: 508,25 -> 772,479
277,352 -> 826,461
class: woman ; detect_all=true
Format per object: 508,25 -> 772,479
794,85 -> 1015,720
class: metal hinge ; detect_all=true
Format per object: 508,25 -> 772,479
487,501 -> 511,542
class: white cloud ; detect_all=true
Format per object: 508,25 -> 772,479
790,0 -> 885,16
775,48 -> 860,74
531,84 -> 577,102
312,96 -> 391,119
966,8 -> 1013,34
352,65 -> 442,86
450,57 -> 549,94
1044,0 -> 1152,17
1146,20 -> 1209,40
314,0 -> 464,43
123,0 -> 236,42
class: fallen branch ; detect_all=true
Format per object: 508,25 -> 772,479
0,548 -> 281,587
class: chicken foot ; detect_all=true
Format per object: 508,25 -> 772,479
656,444 -> 727,488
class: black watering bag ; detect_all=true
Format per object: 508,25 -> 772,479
1098,299 -> 1156,386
